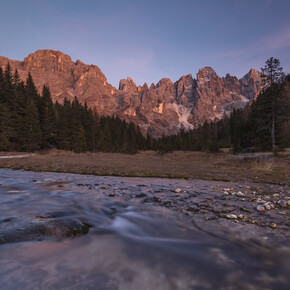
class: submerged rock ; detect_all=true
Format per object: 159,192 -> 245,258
0,217 -> 90,245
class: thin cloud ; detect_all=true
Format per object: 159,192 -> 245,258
260,27 -> 290,51
215,26 -> 290,61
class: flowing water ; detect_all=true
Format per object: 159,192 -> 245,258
0,169 -> 289,290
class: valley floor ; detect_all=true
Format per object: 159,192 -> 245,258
0,150 -> 289,185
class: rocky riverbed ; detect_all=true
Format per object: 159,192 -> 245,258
0,168 -> 289,289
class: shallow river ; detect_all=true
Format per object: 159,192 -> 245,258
0,169 -> 289,290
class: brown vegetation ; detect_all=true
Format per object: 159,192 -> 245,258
0,150 -> 289,185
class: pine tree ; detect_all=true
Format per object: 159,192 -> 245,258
22,99 -> 41,151
0,64 -> 14,149
260,57 -> 285,153
70,97 -> 87,152
25,72 -> 41,114
279,75 -> 290,147
39,85 -> 57,149
0,103 -> 11,150
57,98 -> 72,150
13,69 -> 21,85
12,80 -> 27,150
4,63 -> 12,85
261,57 -> 284,87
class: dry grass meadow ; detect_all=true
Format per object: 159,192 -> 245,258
0,150 -> 289,185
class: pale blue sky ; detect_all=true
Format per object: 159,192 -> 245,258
1,0 -> 290,87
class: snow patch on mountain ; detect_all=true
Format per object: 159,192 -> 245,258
168,103 -> 194,130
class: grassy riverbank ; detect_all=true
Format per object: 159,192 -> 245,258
0,150 -> 289,185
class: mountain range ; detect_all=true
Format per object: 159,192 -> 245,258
0,50 -> 262,137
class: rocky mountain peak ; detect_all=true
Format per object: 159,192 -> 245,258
175,74 -> 195,106
119,77 -> 137,91
249,68 -> 258,76
0,56 -> 9,64
142,82 -> 149,91
24,50 -> 73,73
156,78 -> 173,88
177,74 -> 193,83
240,68 -> 262,101
75,59 -> 85,66
223,73 -> 240,92
0,50 -> 264,137
197,67 -> 218,83
242,68 -> 260,82
224,73 -> 237,80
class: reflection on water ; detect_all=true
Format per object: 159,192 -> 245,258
0,169 -> 289,290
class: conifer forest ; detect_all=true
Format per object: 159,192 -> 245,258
0,58 -> 289,154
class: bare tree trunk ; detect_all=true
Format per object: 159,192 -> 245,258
271,115 -> 276,154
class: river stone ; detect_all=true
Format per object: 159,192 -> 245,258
264,202 -> 274,210
236,192 -> 245,197
256,205 -> 266,212
258,200 -> 267,204
226,214 -> 238,219
0,217 -> 89,245
278,200 -> 287,208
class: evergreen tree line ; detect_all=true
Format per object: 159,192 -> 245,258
154,59 -> 290,154
0,64 -> 146,153
1,58 -> 289,155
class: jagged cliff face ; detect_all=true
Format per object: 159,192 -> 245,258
0,50 -> 262,137
0,50 -> 117,113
